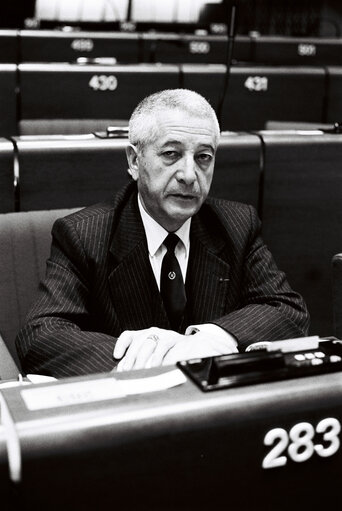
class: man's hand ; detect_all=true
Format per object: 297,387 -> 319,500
113,327 -> 185,372
161,329 -> 238,366
113,326 -> 238,371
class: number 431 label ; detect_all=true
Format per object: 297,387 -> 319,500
262,417 -> 341,469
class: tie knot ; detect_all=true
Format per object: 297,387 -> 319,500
163,233 -> 179,252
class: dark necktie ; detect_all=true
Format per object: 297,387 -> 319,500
160,233 -> 187,331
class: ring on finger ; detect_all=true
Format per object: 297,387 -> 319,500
147,334 -> 159,345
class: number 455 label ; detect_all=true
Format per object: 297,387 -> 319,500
262,417 -> 341,469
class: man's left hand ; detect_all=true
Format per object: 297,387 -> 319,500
114,327 -> 185,372
160,329 -> 238,366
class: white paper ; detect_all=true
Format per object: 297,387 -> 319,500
21,370 -> 187,411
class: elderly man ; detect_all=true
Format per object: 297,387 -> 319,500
16,89 -> 309,377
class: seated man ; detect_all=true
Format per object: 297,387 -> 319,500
16,89 -> 309,377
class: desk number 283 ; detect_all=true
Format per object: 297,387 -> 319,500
262,417 -> 341,469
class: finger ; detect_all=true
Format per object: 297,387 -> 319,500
116,328 -> 154,370
116,358 -> 126,372
121,329 -> 164,371
123,327 -> 159,371
113,330 -> 133,359
116,341 -> 147,371
149,331 -> 185,367
148,339 -> 173,367
119,347 -> 137,372
118,333 -> 151,371
144,354 -> 154,369
132,339 -> 158,370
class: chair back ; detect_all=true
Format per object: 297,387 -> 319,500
0,208 -> 79,369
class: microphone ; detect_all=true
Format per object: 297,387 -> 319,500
216,4 -> 237,129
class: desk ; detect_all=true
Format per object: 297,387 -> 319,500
1,365 -> 342,510
20,30 -> 140,64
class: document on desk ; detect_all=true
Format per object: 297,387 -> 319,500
20,369 -> 187,411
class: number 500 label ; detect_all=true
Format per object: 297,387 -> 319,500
262,417 -> 341,469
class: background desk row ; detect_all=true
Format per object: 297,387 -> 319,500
2,29 -> 342,66
0,63 -> 342,136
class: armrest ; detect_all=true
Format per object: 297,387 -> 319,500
0,333 -> 20,380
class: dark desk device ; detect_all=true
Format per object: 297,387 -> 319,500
178,338 -> 342,391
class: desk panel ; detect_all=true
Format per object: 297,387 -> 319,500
144,33 -> 250,64
0,64 -> 17,137
18,63 -> 179,134
212,132 -> 261,209
1,367 -> 342,510
0,30 -> 18,63
20,30 -> 140,64
326,67 -> 342,124
260,132 -> 342,336
252,36 -> 342,66
14,135 -> 130,211
220,66 -> 326,131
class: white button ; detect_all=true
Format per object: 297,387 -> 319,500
311,358 -> 323,366
305,353 -> 315,360
168,271 -> 176,280
330,355 -> 342,363
314,351 -> 325,358
295,354 -> 305,361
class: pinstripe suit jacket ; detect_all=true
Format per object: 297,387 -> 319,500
16,182 -> 309,377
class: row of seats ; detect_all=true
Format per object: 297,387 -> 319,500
1,29 -> 342,66
0,62 -> 342,136
0,130 -> 341,340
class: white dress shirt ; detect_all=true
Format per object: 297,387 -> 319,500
137,194 -> 238,350
138,194 -> 190,289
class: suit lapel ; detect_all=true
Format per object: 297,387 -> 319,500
186,211 -> 232,325
108,189 -> 233,331
108,191 -> 169,330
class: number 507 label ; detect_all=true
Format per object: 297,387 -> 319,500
262,417 -> 341,469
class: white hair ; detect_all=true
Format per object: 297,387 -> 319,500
128,88 -> 220,151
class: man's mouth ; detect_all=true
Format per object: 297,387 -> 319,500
169,193 -> 197,200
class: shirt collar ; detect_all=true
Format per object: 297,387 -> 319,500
138,194 -> 191,257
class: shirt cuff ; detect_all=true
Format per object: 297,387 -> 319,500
185,323 -> 238,349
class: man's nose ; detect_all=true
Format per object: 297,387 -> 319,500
176,155 -> 196,184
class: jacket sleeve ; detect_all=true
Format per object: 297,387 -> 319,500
213,205 -> 310,351
16,217 -> 117,378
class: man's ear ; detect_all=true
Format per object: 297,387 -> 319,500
126,144 -> 140,181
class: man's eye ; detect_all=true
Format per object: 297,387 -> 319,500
197,153 -> 213,163
163,151 -> 177,157
161,151 -> 180,162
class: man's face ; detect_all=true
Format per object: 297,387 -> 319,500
128,108 -> 217,232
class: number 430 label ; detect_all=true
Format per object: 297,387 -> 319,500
262,417 -> 341,469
